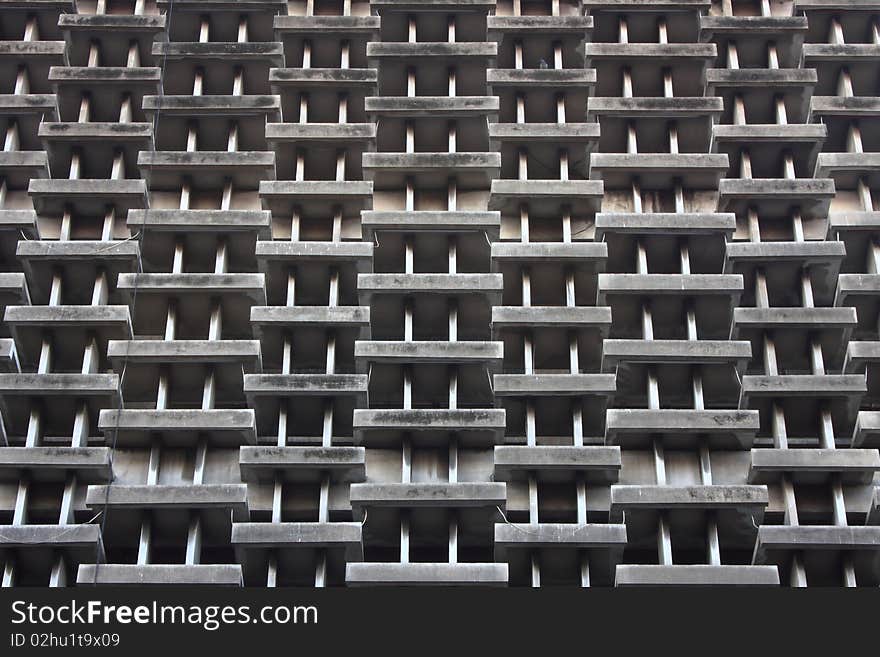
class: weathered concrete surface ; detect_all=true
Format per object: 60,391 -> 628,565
616,565 -> 779,587
77,564 -> 242,586
346,563 -> 508,586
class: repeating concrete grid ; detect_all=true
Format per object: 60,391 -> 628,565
0,0 -> 879,589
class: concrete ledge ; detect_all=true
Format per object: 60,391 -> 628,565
706,68 -> 816,88
836,273 -> 880,306
107,340 -> 261,370
269,68 -> 377,86
367,42 -> 496,58
16,239 -> 139,262
116,273 -> 267,304
138,151 -> 276,188
266,123 -> 376,143
605,409 -> 760,449
0,94 -> 57,119
810,96 -> 880,119
816,152 -> 880,187
251,305 -> 369,328
360,210 -> 499,238
243,374 -> 368,403
749,448 -> 880,485
358,273 -> 503,299
355,340 -> 503,366
602,339 -> 751,370
49,66 -> 160,85
0,272 -> 28,302
86,485 -> 248,516
128,209 -> 271,236
274,15 -> 380,33
28,178 -> 147,215
98,409 -> 257,446
590,153 -> 728,189
733,307 -> 856,331
232,522 -> 362,558
365,96 -> 498,117
595,212 -> 735,238
852,411 -> 880,448
754,525 -> 880,562
616,565 -> 779,587
143,95 -> 281,118
0,524 -> 102,557
489,180 -> 603,215
700,15 -> 808,35
0,152 -> 48,185
494,445 -> 621,483
803,43 -> 880,62
352,409 -> 505,445
612,485 -> 768,512
0,209 -> 38,237
58,13 -> 165,32
154,42 -> 283,64
586,43 -> 715,60
350,483 -> 506,510
346,562 -> 507,586
588,96 -> 722,119
488,15 -> 593,34
718,178 -> 835,219
77,564 -> 242,586
259,180 -> 373,215
239,446 -> 365,483
740,374 -> 865,399
598,274 -> 743,301
0,447 -> 111,483
493,373 -> 616,397
0,339 -> 19,373
257,240 -> 373,265
491,306 -> 611,329
5,305 -> 131,331
487,68 -> 595,87
489,122 -> 599,143
726,239 -> 845,266
0,373 -> 118,398
39,121 -> 152,143
495,523 -> 627,550
491,241 -> 606,263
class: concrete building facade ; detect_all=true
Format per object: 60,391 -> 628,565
0,0 -> 879,587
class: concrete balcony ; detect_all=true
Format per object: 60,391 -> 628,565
711,124 -> 826,178
98,408 -> 257,447
494,373 -> 616,398
0,446 -> 111,483
48,66 -> 160,122
361,210 -> 500,240
0,151 -> 48,187
585,43 -> 716,97
0,40 -> 66,88
28,178 -> 148,216
143,95 -> 282,122
740,374 -> 865,435
1,525 -> 103,569
589,152 -> 728,189
363,151 -> 500,189
86,484 -> 248,517
259,180 -> 373,216
810,95 -> 880,123
616,565 -> 779,587
699,15 -> 807,69
15,239 -> 139,303
491,241 -> 606,267
365,95 -> 498,119
605,408 -> 760,449
232,522 -> 363,560
815,152 -> 880,190
350,482 -> 506,513
127,208 -> 271,239
601,339 -> 751,372
57,13 -> 166,67
491,306 -> 611,331
594,212 -> 735,241
5,305 -> 132,366
39,121 -> 153,179
706,68 -> 816,124
717,178 -> 835,220
358,273 -> 503,304
493,445 -> 621,483
352,408 -> 506,447
77,564 -> 242,586
489,179 -> 603,217
138,151 -> 276,189
346,562 -> 507,586
749,448 -> 880,485
724,240 -> 845,306
155,42 -> 283,95
238,446 -> 366,483
355,340 -> 503,369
